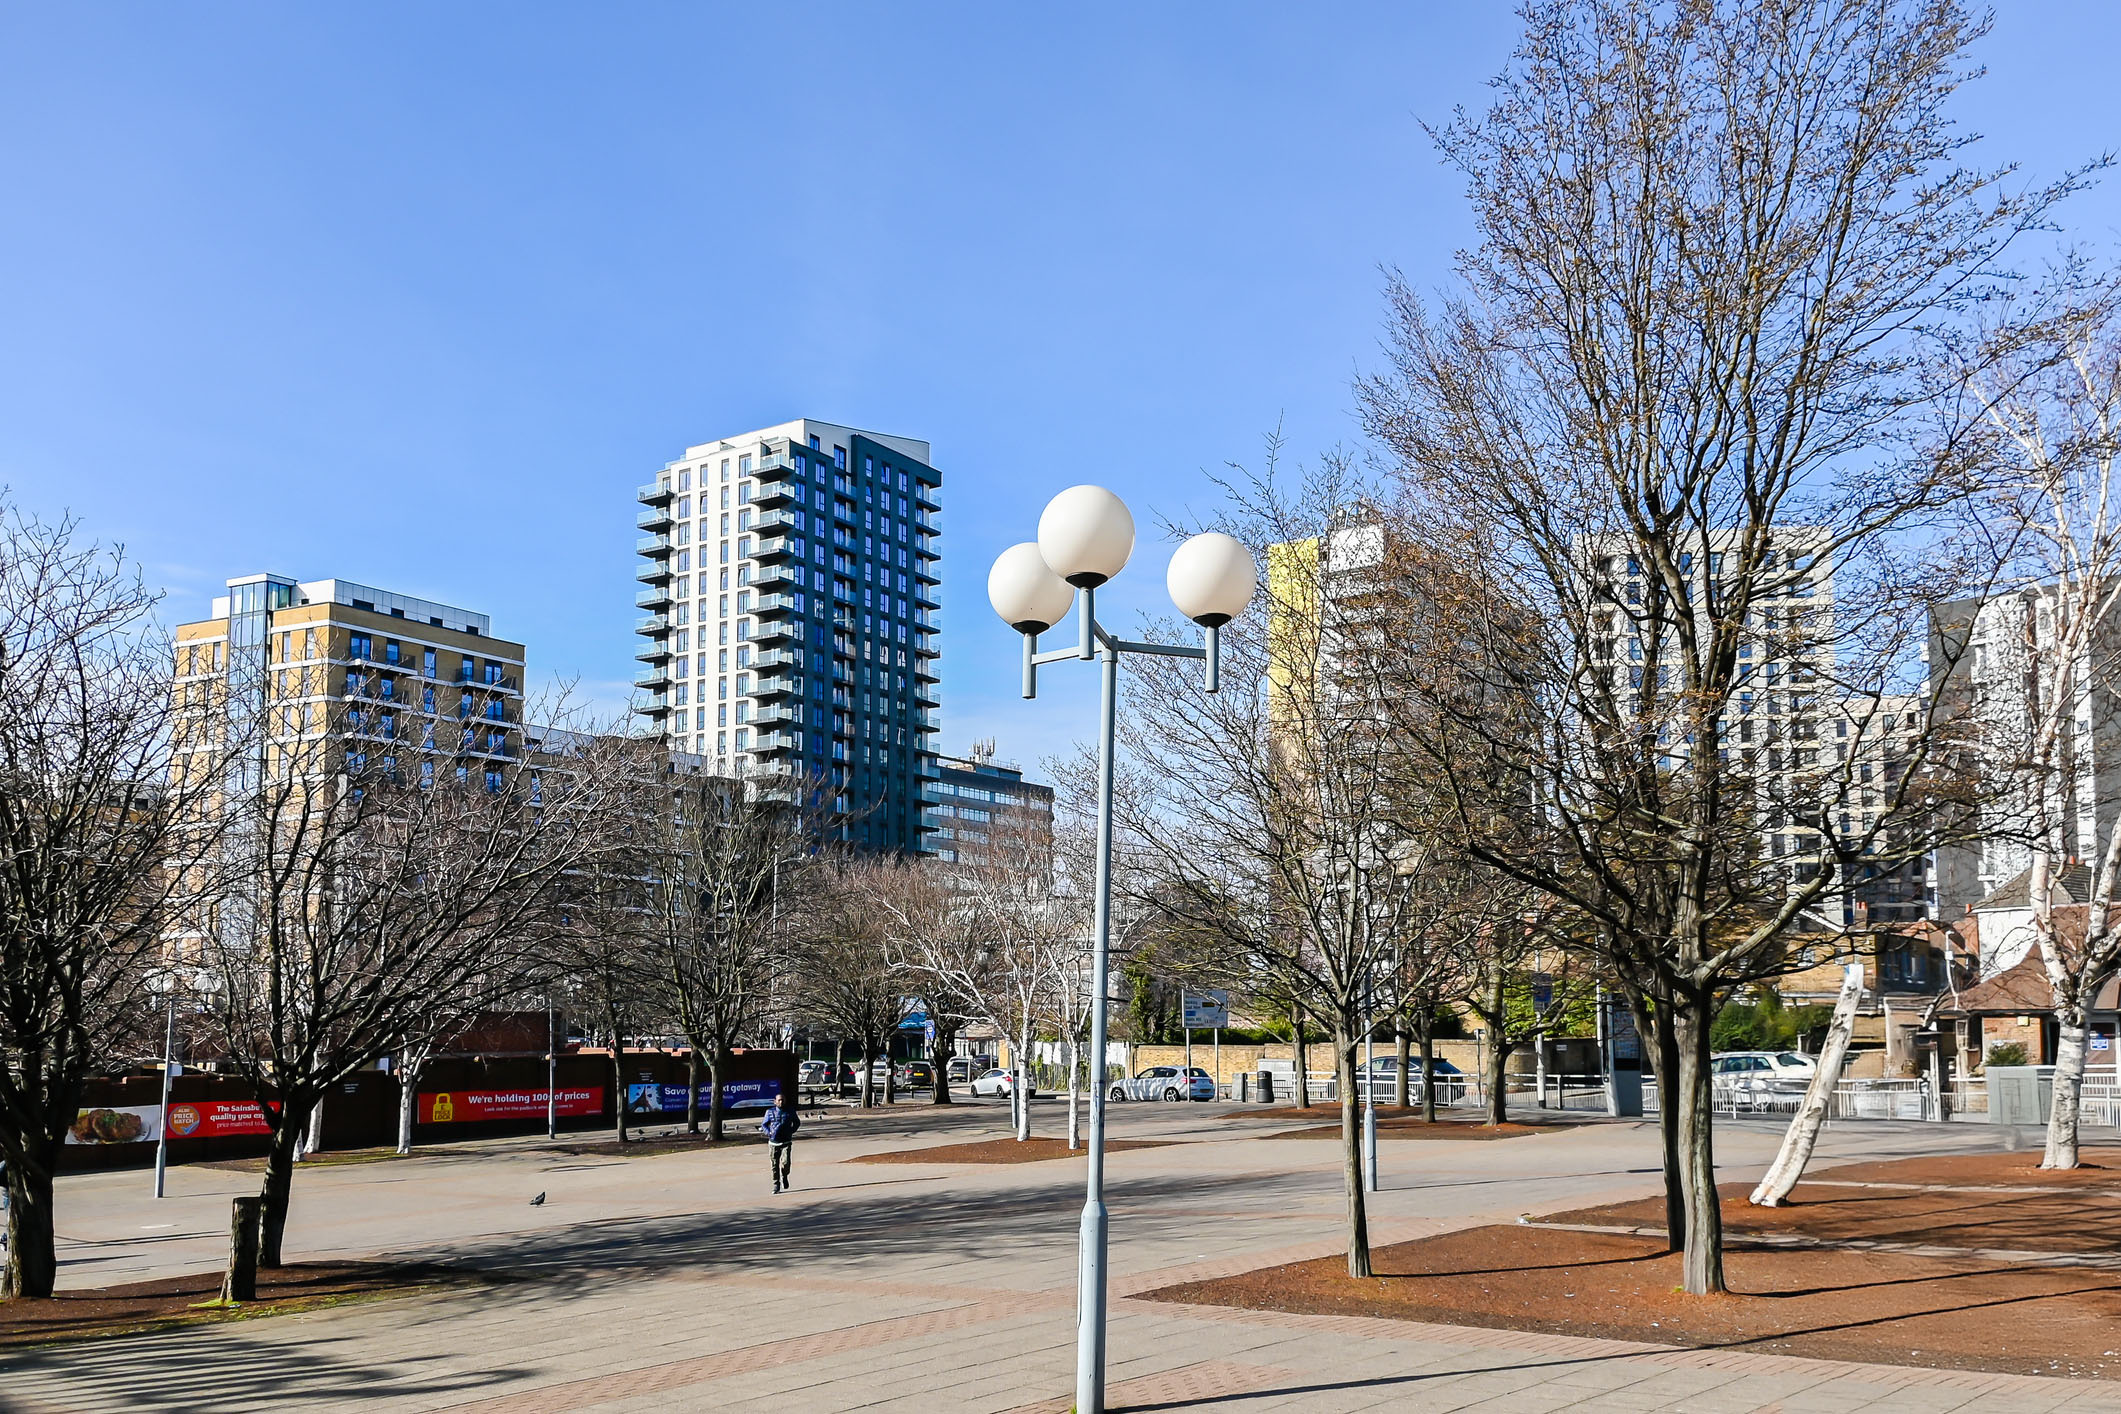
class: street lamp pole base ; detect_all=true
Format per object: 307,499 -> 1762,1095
1076,1196 -> 1108,1414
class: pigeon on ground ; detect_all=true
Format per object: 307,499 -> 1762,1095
529,1192 -> 546,1206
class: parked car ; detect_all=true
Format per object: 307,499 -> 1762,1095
1713,1051 -> 1817,1081
798,1060 -> 833,1090
1108,1065 -> 1215,1102
1357,1055 -> 1467,1103
969,1067 -> 1035,1098
946,1056 -> 998,1086
894,1060 -> 936,1090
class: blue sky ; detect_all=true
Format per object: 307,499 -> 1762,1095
4,4 -> 2118,778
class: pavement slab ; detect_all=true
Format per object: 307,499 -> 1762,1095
4,1102 -> 2119,1412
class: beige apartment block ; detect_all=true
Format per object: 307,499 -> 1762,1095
174,574 -> 526,792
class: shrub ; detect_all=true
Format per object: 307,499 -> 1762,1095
1984,1040 -> 2031,1069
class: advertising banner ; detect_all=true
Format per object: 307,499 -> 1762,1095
624,1078 -> 784,1115
419,1088 -> 601,1124
165,1099 -> 277,1139
67,1105 -> 160,1145
68,1098 -> 282,1144
1607,996 -> 1641,1061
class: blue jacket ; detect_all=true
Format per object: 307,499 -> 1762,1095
761,1103 -> 800,1143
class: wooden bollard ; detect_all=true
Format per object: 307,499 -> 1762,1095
222,1195 -> 264,1303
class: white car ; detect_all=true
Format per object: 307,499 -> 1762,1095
969,1067 -> 1035,1098
1107,1066 -> 1215,1102
1713,1051 -> 1817,1081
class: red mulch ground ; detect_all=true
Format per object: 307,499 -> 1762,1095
847,1137 -> 1175,1164
1138,1146 -> 2121,1378
1241,1107 -> 1554,1140
0,1263 -> 481,1348
1809,1147 -> 2121,1188
1141,1225 -> 2121,1379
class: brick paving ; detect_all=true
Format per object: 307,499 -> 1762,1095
3,1103 -> 2119,1412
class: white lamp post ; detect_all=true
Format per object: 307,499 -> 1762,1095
989,487 -> 1255,1414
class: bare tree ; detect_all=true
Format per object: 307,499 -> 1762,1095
793,859 -> 912,1108
190,711 -> 619,1265
639,764 -> 816,1142
1355,0 -> 2063,1294
1943,264 -> 2121,1167
0,502 -> 225,1300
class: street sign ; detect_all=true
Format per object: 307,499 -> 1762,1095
1182,990 -> 1230,1029
1531,972 -> 1553,1015
2093,1033 -> 2112,1053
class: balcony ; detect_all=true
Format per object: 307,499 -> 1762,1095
636,557 -> 673,585
913,584 -> 940,610
634,665 -> 672,690
915,683 -> 940,708
638,478 -> 674,505
754,507 -> 802,533
754,669 -> 799,700
914,482 -> 940,512
753,729 -> 803,755
753,703 -> 803,729
636,585 -> 672,610
913,558 -> 940,585
636,533 -> 672,556
635,614 -> 670,637
632,696 -> 669,718
753,479 -> 796,509
911,709 -> 938,731
752,562 -> 798,592
636,640 -> 671,664
753,592 -> 801,617
753,617 -> 798,645
637,504 -> 673,531
755,534 -> 797,563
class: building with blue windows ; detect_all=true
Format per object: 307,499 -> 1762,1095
634,419 -> 941,852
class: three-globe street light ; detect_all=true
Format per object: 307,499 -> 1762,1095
988,486 -> 1255,1414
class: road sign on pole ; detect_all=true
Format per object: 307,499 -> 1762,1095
1182,990 -> 1230,1029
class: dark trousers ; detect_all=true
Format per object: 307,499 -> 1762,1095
769,1141 -> 793,1188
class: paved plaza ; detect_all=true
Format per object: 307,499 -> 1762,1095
6,1102 -> 2120,1413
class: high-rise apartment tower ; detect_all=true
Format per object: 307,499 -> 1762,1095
634,418 -> 941,852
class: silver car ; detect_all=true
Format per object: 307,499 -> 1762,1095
1107,1066 -> 1215,1102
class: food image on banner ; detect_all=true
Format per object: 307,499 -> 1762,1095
418,1088 -> 601,1124
66,1105 -> 160,1145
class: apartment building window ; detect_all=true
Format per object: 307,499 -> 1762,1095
808,434 -> 820,450
678,468 -> 691,492
676,523 -> 690,546
345,669 -> 362,694
380,713 -> 395,739
423,685 -> 435,713
721,458 -> 731,481
718,705 -> 728,726
349,633 -> 372,660
738,619 -> 751,640
484,768 -> 503,793
720,486 -> 730,509
718,594 -> 728,617
736,728 -> 750,750
420,759 -> 434,787
738,454 -> 750,475
719,568 -> 730,590
720,541 -> 729,564
717,731 -> 727,755
720,513 -> 730,536
677,550 -> 690,573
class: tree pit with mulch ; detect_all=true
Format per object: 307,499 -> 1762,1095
0,1262 -> 484,1349
1240,1107 -> 1555,1140
1141,1145 -> 2121,1378
1538,1149 -> 2121,1257
848,1137 -> 1175,1164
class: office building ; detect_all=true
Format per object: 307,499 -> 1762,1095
634,418 -> 941,853
928,739 -> 1055,864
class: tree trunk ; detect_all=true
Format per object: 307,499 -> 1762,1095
1672,1002 -> 1725,1294
610,1033 -> 629,1144
1751,964 -> 1864,1206
1014,1021 -> 1033,1141
2,1137 -> 58,1299
686,1047 -> 702,1136
707,1044 -> 728,1143
1336,1030 -> 1372,1277
1418,1026 -> 1438,1123
256,1117 -> 302,1267
2043,1003 -> 2090,1169
1638,991 -> 1686,1251
834,1038 -> 848,1099
1394,1028 -> 1411,1110
1067,1026 -> 1082,1150
1293,1010 -> 1311,1108
395,1061 -> 420,1156
932,1020 -> 957,1105
222,1196 -> 264,1303
859,1035 -> 874,1109
1482,967 -> 1509,1126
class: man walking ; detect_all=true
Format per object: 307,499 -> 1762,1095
762,1088 -> 800,1193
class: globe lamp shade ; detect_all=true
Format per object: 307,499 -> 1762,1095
1037,485 -> 1135,588
1166,532 -> 1256,627
988,542 -> 1076,634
